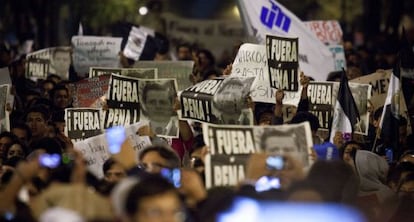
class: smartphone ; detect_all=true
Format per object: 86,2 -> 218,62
106,126 -> 126,154
266,156 -> 284,170
255,176 -> 281,192
39,153 -> 61,169
160,168 -> 181,188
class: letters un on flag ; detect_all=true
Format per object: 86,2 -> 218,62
237,0 -> 335,81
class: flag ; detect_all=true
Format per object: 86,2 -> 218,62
329,71 -> 360,143
237,0 -> 335,81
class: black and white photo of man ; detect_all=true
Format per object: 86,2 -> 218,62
50,47 -> 71,80
139,79 -> 179,137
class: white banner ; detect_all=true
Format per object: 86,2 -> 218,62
304,20 -> 343,45
72,36 -> 122,77
237,0 -> 335,81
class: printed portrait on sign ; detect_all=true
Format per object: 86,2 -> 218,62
139,79 -> 179,137
50,47 -> 71,80
211,77 -> 253,125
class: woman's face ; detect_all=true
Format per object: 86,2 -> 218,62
7,144 -> 25,159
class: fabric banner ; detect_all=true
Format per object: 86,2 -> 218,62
0,85 -> 10,133
68,75 -> 110,108
231,43 -> 301,105
163,12 -> 244,59
180,77 -> 254,125
237,0 -> 335,81
134,61 -> 194,91
89,67 -> 157,79
73,121 -> 152,178
138,79 -> 179,138
25,47 -> 71,80
64,108 -> 103,143
104,74 -> 140,128
71,36 -> 122,77
266,35 -> 299,91
203,122 -> 313,188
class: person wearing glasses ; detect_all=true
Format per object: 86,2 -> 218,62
137,145 -> 181,174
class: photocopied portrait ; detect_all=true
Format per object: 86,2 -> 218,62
139,79 -> 179,137
50,47 -> 71,80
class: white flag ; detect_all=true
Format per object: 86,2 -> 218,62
237,0 -> 335,81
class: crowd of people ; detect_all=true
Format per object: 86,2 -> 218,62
0,14 -> 414,222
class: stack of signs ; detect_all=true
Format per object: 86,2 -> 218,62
202,122 -> 313,188
180,77 -> 255,125
89,67 -> 157,79
64,108 -> 103,143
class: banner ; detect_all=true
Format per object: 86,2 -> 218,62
203,122 -> 313,188
351,70 -> 412,134
163,12 -> 244,59
180,77 -> 255,125
231,43 -> 301,105
104,74 -> 140,128
0,85 -> 10,133
123,26 -> 150,61
74,121 -> 152,178
304,20 -> 343,45
65,108 -> 103,143
307,81 -> 371,135
89,67 -> 157,79
134,61 -> 194,91
266,35 -> 299,91
68,75 -> 110,108
237,0 -> 335,81
138,79 -> 179,138
25,47 -> 71,80
71,36 -> 122,77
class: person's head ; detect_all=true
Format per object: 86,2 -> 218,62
41,79 -> 56,98
11,122 -> 32,144
176,43 -> 193,60
103,158 -> 127,184
213,78 -> 247,116
138,146 -> 181,174
51,48 -> 71,76
287,181 -> 324,202
29,137 -> 63,156
346,66 -> 362,80
326,71 -> 342,82
189,135 -> 206,174
260,129 -> 305,164
196,49 -> 215,70
3,140 -> 28,161
0,132 -> 18,158
46,74 -> 62,85
124,175 -> 185,222
290,111 -> 321,144
141,81 -> 176,122
49,84 -> 70,109
373,106 -> 384,128
24,105 -> 50,139
340,141 -> 363,162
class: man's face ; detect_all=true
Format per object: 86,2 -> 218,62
140,151 -> 169,174
53,89 -> 70,109
145,90 -> 173,121
104,163 -> 126,183
52,51 -> 71,74
177,47 -> 192,60
26,112 -> 48,138
133,191 -> 184,222
11,128 -> 28,142
7,144 -> 25,160
264,136 -> 301,161
0,137 -> 12,157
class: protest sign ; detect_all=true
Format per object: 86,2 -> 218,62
134,61 -> 194,91
237,0 -> 335,81
104,74 -> 140,128
25,47 -> 71,80
202,122 -> 313,188
266,35 -> 299,91
73,123 -> 152,178
308,81 -> 371,135
180,77 -> 255,125
123,26 -> 155,61
329,45 -> 347,71
0,68 -> 14,108
69,75 -> 110,108
139,79 -> 179,138
71,36 -> 122,77
351,70 -> 412,134
89,67 -> 157,79
163,12 -> 244,59
231,43 -> 301,105
304,20 -> 343,45
0,85 -> 10,133
65,108 -> 103,143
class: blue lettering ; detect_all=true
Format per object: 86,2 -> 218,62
260,0 -> 291,32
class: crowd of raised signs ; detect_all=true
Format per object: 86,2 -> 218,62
1,22 -> 414,222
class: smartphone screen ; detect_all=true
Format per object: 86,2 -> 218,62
266,156 -> 284,170
39,153 -> 61,168
106,126 -> 126,154
160,168 -> 181,188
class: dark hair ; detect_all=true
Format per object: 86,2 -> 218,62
190,134 -> 205,156
24,104 -> 51,123
49,84 -> 69,100
0,131 -> 19,142
326,71 -> 342,81
29,137 -> 63,155
103,158 -> 117,174
176,43 -> 192,53
2,140 -> 29,160
197,49 -> 215,66
125,175 -> 179,217
138,145 -> 181,168
339,140 -> 363,160
290,111 -> 320,132
11,122 -> 32,141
